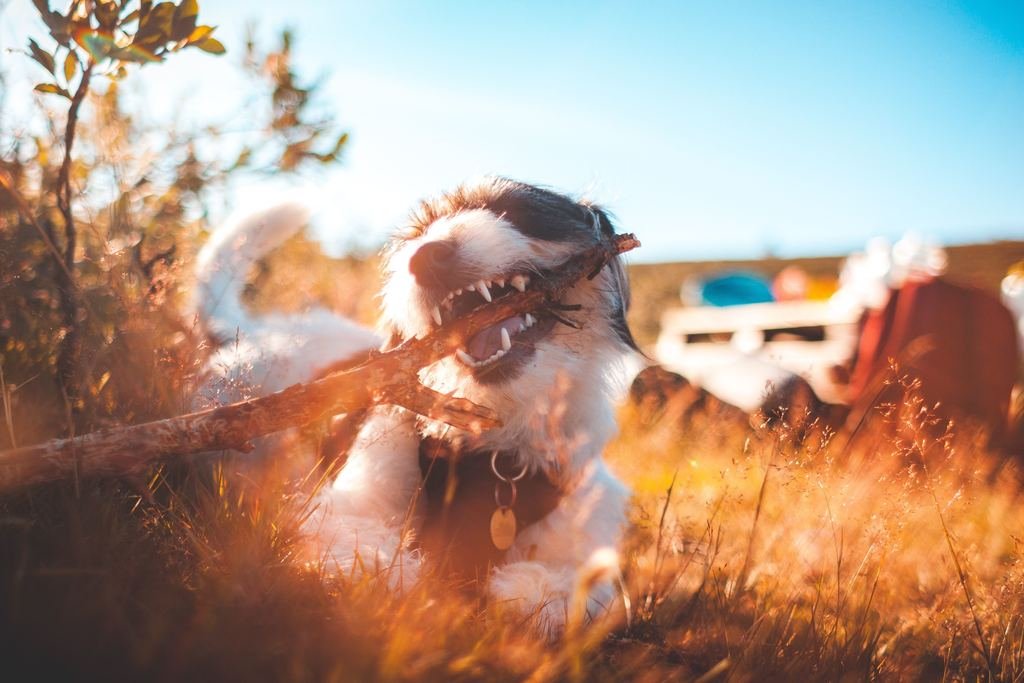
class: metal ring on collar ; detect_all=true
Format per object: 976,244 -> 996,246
494,480 -> 518,508
490,450 -> 528,483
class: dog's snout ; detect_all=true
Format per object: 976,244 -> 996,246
409,240 -> 458,287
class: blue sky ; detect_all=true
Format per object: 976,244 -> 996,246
3,1 -> 1023,262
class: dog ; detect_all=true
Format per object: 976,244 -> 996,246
308,177 -> 638,637
194,178 -> 638,637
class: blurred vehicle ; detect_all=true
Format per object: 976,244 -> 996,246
654,298 -> 859,410
654,234 -> 947,413
1003,262 -> 1024,355
682,271 -> 774,307
654,236 -> 1021,453
844,276 -> 1018,450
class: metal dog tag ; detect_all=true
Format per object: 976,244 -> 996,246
490,506 -> 517,550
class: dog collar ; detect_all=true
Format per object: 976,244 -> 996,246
417,437 -> 562,580
488,449 -> 527,550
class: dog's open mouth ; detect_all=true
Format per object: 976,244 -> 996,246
429,274 -> 559,381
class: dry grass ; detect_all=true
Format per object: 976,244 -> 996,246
3,377 -> 1022,681
2,239 -> 1023,681
610,390 -> 1024,681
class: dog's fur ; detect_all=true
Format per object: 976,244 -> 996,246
192,203 -> 380,408
195,178 -> 637,637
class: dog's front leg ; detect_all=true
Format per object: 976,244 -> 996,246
488,459 -> 629,639
307,408 -> 424,591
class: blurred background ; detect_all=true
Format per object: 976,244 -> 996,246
3,3 -> 1024,680
4,0 -> 1023,260
2,0 -> 1023,454
9,0 -> 1024,444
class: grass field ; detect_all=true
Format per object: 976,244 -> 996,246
1,238 -> 1022,681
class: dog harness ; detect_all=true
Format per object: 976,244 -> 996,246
417,437 -> 563,581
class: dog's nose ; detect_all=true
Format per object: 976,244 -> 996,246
409,240 -> 458,287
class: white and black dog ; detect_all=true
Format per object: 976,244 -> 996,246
195,178 -> 638,636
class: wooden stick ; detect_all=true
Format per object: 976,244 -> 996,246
0,234 -> 640,492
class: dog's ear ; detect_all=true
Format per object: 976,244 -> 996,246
606,255 -> 639,352
583,203 -> 640,353
605,254 -> 641,353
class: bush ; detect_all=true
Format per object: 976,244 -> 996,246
1,1 -> 350,447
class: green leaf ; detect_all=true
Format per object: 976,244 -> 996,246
32,0 -> 70,46
171,0 -> 198,40
136,1 -> 175,45
194,36 -> 225,54
63,50 -> 79,83
331,132 -> 349,155
174,0 -> 199,22
149,2 -> 176,31
110,45 -> 162,63
186,24 -> 214,44
171,14 -> 197,41
44,15 -> 71,46
95,1 -> 120,29
73,28 -> 114,61
28,38 -> 55,74
230,147 -> 252,170
34,82 -> 71,98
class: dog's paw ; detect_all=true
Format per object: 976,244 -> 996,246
489,554 -> 625,640
307,507 -> 422,592
488,561 -> 575,639
345,543 -> 422,594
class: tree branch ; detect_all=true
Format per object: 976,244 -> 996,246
53,62 -> 93,429
0,233 -> 640,492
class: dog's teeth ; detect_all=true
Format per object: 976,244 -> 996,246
525,313 -> 535,327
455,349 -> 476,366
443,298 -> 453,310
455,288 -> 463,296
466,283 -> 475,291
473,347 -> 507,366
477,281 -> 492,302
431,306 -> 443,326
496,278 -> 506,288
500,327 -> 512,351
511,275 -> 527,292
